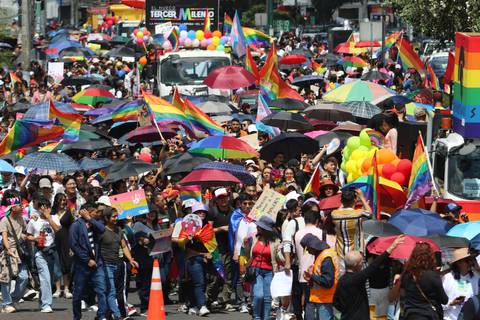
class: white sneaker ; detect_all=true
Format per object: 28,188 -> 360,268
199,306 -> 210,316
2,305 -> 16,313
52,291 -> 61,298
240,304 -> 249,313
40,306 -> 53,313
178,304 -> 188,313
127,306 -> 137,316
188,307 -> 199,315
89,304 -> 98,312
64,290 -> 73,299
276,308 -> 285,320
23,289 -> 37,300
81,300 -> 87,311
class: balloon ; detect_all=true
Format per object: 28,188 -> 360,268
207,38 -> 213,45
396,159 -> 412,178
136,31 -> 144,38
180,30 -> 188,39
114,16 -> 119,23
361,158 -> 371,174
207,44 -> 216,51
184,38 -> 192,47
390,172 -> 406,186
350,149 -> 365,161
212,30 -> 222,38
196,30 -> 205,41
136,38 -> 143,45
133,28 -> 139,35
107,20 -> 114,26
220,36 -> 227,45
139,56 -> 148,65
179,24 -> 188,31
200,39 -> 208,47
340,161 -> 347,173
162,40 -> 172,50
187,30 -> 196,40
392,158 -> 401,167
204,30 -> 212,39
212,36 -> 220,46
216,44 -> 224,51
143,35 -> 149,42
382,163 -> 396,179
358,145 -> 370,152
179,37 -> 185,46
101,23 -> 108,29
347,173 -> 354,183
144,30 -> 150,36
359,129 -> 371,146
342,147 -> 351,161
376,148 -> 396,165
192,39 -> 200,48
347,136 -> 361,150
345,160 -> 356,174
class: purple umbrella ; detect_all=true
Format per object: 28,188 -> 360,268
85,108 -> 113,117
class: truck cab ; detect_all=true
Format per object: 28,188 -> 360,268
157,50 -> 231,98
432,132 -> 480,220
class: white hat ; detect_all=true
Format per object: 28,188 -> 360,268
247,124 -> 258,134
284,191 -> 301,209
14,166 -> 26,175
96,195 -> 111,206
182,199 -> 197,209
90,180 -> 100,188
39,177 -> 52,189
214,188 -> 228,198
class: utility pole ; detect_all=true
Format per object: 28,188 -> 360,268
71,0 -> 78,27
267,0 -> 273,36
21,0 -> 32,67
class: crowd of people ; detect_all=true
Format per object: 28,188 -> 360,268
0,19 -> 478,320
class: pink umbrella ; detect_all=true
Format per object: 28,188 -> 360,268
179,169 -> 241,187
304,130 -> 329,139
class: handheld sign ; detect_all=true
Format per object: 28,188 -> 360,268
109,190 -> 149,220
248,189 -> 285,221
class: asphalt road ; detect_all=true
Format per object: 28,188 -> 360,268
2,294 -> 251,320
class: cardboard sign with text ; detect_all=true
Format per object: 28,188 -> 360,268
248,189 -> 285,221
109,189 -> 149,220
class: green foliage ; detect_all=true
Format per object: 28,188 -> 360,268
241,4 -> 266,26
311,0 -> 350,24
391,0 -> 480,41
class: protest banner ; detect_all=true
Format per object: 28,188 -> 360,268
47,62 -> 64,83
150,228 -> 173,255
109,189 -> 149,219
248,188 -> 285,221
154,22 -> 173,35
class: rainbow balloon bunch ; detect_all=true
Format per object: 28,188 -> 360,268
174,24 -> 230,51
132,27 -> 152,46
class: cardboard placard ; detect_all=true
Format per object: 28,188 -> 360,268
248,189 -> 285,221
47,62 -> 64,83
109,190 -> 149,220
155,22 -> 173,35
150,228 -> 173,255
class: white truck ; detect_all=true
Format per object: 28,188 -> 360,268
157,50 -> 231,98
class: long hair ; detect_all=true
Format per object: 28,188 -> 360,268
404,242 -> 437,279
52,193 -> 66,215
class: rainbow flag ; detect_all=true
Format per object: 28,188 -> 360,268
0,120 -> 64,157
180,185 -> 202,203
168,27 -> 179,51
112,100 -> 142,122
406,134 -> 433,208
259,42 -> 303,102
171,87 -> 184,109
90,169 -> 107,184
49,101 -> 82,142
183,99 -> 224,136
39,140 -> 63,152
230,11 -> 246,57
223,13 -> 233,35
242,27 -> 271,46
245,46 -> 259,81
426,64 -> 441,91
143,92 -> 196,138
397,38 -> 425,74
303,163 -> 321,196
9,71 -> 21,86
385,31 -> 402,49
310,58 -> 324,74
204,10 -> 211,32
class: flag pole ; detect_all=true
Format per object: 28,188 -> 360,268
142,90 -> 166,142
418,131 -> 438,193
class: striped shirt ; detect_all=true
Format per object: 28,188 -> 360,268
331,207 -> 371,261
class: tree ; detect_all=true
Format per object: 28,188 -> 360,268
311,0 -> 350,24
391,0 -> 480,41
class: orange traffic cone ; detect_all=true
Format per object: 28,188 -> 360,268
147,259 -> 166,320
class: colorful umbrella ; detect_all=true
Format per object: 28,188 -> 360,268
337,56 -> 368,68
203,66 -> 256,89
121,0 -> 145,9
72,87 -> 114,106
405,102 -> 435,120
323,80 -> 396,103
367,235 -> 440,260
179,169 -> 241,187
279,54 -> 307,65
447,221 -> 480,240
388,208 -> 453,237
189,136 -> 257,159
318,194 -> 342,210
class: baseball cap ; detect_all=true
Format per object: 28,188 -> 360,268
447,203 -> 462,213
96,195 -> 111,206
39,178 -> 52,189
182,199 -> 197,209
214,188 -> 228,198
247,124 -> 258,134
192,203 -> 209,214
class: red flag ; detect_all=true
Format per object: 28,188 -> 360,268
245,45 -> 259,82
443,51 -> 455,86
303,163 -> 321,196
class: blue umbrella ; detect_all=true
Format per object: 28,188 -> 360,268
17,152 -> 80,172
194,161 -> 256,184
447,221 -> 480,240
0,159 -> 17,173
389,208 -> 452,236
79,158 -> 114,171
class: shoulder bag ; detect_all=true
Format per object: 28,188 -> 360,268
412,275 -> 440,320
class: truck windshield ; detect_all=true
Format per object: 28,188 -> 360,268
161,57 -> 230,85
448,147 -> 480,199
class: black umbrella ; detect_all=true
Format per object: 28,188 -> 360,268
108,121 -> 139,138
269,98 -> 310,111
163,152 -> 214,175
79,158 -> 114,170
291,48 -> 314,58
104,158 -> 158,184
361,71 -> 391,82
314,131 -> 352,148
107,46 -> 135,58
364,220 -> 402,237
88,39 -> 111,49
324,53 -> 342,67
260,132 -> 319,162
59,47 -> 94,58
261,111 -> 312,131
304,102 -> 355,122
17,152 -> 80,172
61,77 -> 98,86
291,75 -> 324,87
62,139 -> 113,152
426,235 -> 469,248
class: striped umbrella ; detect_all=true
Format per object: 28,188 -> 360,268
72,87 -> 115,106
189,136 -> 257,159
323,80 -> 396,103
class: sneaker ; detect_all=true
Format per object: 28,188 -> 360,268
81,300 -> 87,311
276,308 -> 285,320
140,310 -> 148,317
64,290 -> 73,299
89,304 -> 99,312
52,290 -> 62,298
127,306 -> 138,316
18,299 -> 24,303
239,304 -> 249,313
188,307 -> 199,315
283,312 -> 295,320
32,292 -> 39,300
23,289 -> 37,300
210,300 -> 220,308
40,306 -> 53,313
224,303 -> 236,312
2,305 -> 16,313
177,304 -> 188,313
199,306 -> 210,316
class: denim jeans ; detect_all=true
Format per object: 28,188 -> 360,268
306,302 -> 333,320
252,268 -> 273,320
187,256 -> 206,308
35,251 -> 53,309
104,263 -> 121,318
72,262 -> 107,320
0,263 -> 29,306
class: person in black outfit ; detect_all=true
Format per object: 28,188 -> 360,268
333,235 -> 404,320
458,282 -> 480,320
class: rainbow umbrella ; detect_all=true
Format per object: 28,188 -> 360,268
189,136 -> 257,159
323,80 -> 396,103
337,56 -> 368,68
72,87 -> 114,106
